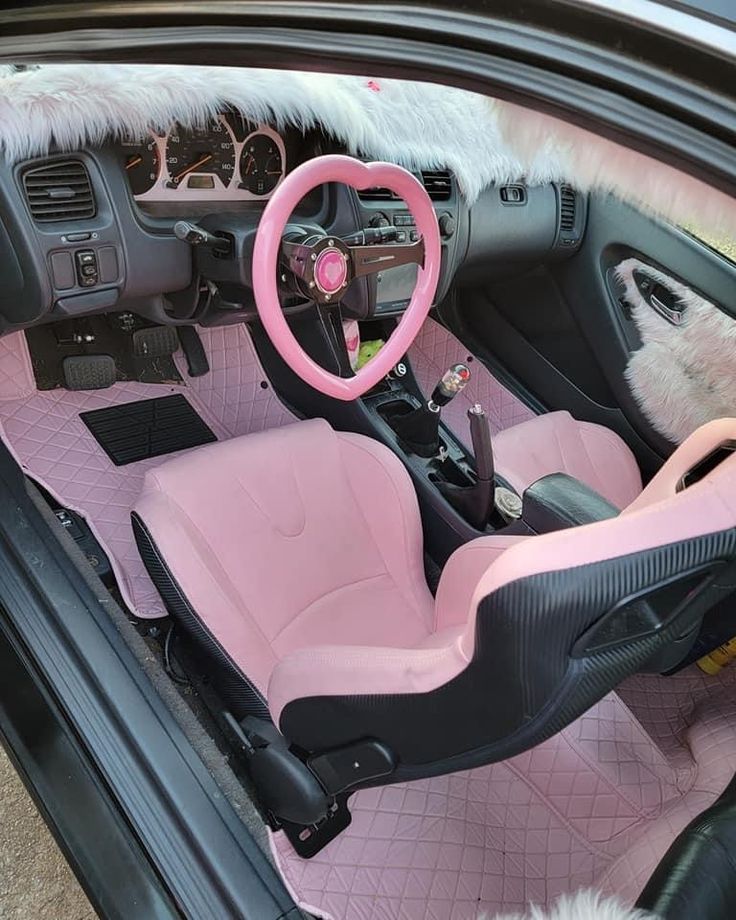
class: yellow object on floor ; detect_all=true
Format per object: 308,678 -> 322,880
698,637 -> 736,674
357,339 -> 385,369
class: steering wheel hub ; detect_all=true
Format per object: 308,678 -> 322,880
314,246 -> 349,297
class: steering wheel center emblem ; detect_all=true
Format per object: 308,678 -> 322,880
314,247 -> 348,295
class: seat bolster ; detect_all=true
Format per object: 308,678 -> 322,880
269,639 -> 470,729
625,417 -> 736,512
434,534 -> 529,632
133,484 -> 279,697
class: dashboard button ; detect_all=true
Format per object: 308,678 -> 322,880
50,251 -> 75,290
65,232 -> 91,243
98,247 -> 119,284
75,250 -> 98,287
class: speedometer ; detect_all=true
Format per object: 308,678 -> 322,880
165,119 -> 235,189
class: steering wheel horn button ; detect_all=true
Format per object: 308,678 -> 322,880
314,247 -> 348,296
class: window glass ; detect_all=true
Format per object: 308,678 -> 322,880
680,223 -> 736,264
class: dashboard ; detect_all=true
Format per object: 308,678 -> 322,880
0,109 -> 584,333
119,114 -> 289,204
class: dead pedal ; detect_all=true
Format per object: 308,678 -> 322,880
62,354 -> 116,391
131,326 -> 179,358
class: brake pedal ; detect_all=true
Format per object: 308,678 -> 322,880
131,326 -> 179,358
62,355 -> 116,390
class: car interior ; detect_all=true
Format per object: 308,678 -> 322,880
1,61 -> 736,920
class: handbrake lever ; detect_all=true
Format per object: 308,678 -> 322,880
468,404 -> 495,483
435,403 -> 497,532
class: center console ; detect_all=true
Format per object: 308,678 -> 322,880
360,358 -> 524,543
355,171 -> 468,319
359,350 -> 620,560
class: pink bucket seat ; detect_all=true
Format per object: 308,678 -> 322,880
132,418 -> 736,812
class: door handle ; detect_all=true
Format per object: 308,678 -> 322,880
650,292 -> 684,325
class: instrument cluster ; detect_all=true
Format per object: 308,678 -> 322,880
119,114 -> 286,203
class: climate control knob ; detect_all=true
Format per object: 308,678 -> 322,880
439,213 -> 456,239
369,212 -> 391,229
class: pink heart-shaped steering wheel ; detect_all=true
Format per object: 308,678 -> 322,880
252,155 -> 442,400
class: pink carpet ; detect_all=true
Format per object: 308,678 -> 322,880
1,321 -> 733,917
407,318 -> 535,448
0,325 -> 295,618
271,666 -> 736,920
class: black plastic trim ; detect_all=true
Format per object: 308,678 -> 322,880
0,619 -> 176,920
0,440 -> 297,918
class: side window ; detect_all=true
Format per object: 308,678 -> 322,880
680,223 -> 736,264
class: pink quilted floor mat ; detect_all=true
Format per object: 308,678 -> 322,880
0,325 -> 295,618
407,317 -> 535,449
271,666 -> 736,919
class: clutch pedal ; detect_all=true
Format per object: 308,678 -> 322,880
62,355 -> 116,390
131,326 -> 179,358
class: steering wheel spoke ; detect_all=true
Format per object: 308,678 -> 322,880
348,238 -> 424,279
280,239 -> 314,282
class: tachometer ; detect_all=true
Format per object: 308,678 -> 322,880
120,137 -> 160,196
239,132 -> 283,196
165,119 -> 235,189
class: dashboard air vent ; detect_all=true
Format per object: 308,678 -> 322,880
358,169 -> 453,202
22,160 -> 96,223
357,186 -> 397,201
559,184 -> 576,232
420,170 -> 452,201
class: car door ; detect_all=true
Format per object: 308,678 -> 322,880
455,192 -> 736,479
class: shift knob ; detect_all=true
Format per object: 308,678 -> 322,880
430,363 -> 471,409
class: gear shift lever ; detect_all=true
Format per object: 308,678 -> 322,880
387,363 -> 470,457
430,364 -> 472,411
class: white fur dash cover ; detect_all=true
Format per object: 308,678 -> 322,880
491,890 -> 657,920
618,257 -> 736,443
0,63 -> 733,243
0,65 -> 520,202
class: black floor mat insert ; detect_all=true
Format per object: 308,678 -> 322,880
81,395 -> 217,466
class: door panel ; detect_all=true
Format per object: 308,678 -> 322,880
453,193 -> 736,477
615,257 -> 736,444
554,194 -> 736,451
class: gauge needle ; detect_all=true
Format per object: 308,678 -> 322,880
173,153 -> 213,183
244,155 -> 256,175
126,155 -> 143,170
